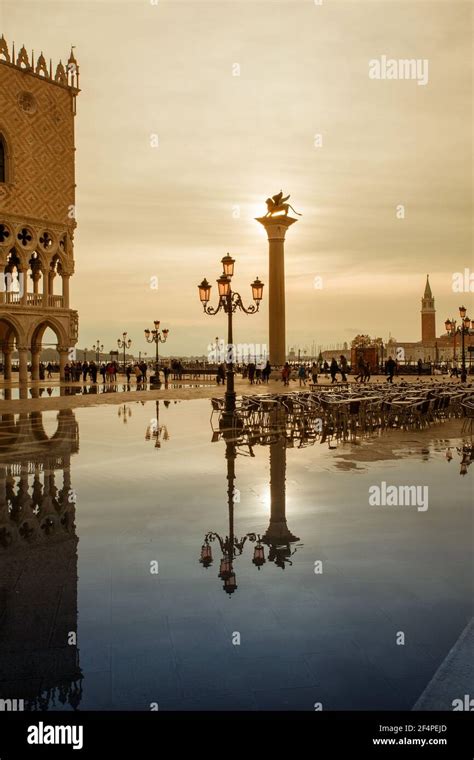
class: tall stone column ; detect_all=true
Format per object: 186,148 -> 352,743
18,346 -> 29,384
263,437 -> 299,545
255,215 -> 298,366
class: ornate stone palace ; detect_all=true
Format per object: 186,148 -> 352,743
0,35 -> 79,382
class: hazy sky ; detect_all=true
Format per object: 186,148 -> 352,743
1,0 -> 472,357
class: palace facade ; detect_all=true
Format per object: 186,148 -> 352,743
0,36 -> 79,382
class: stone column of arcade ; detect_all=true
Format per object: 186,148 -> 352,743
31,349 -> 41,382
59,346 -> 69,384
18,346 -> 29,384
62,273 -> 70,309
256,204 -> 298,367
3,349 -> 12,380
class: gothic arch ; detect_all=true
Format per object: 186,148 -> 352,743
29,317 -> 68,350
0,314 -> 25,348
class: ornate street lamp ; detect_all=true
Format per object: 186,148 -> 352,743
144,320 -> 169,384
198,255 -> 264,424
445,307 -> 473,382
117,332 -> 132,373
92,340 -> 103,364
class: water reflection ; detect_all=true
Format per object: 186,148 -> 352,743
445,442 -> 474,475
0,411 -> 82,710
144,400 -> 170,448
200,430 -> 301,593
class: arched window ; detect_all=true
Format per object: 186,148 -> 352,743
0,135 -> 6,183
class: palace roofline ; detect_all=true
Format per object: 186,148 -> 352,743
0,34 -> 80,93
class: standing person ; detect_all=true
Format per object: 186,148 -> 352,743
140,361 -> 147,382
363,361 -> 371,383
46,362 -> 53,379
82,361 -> 88,382
100,363 -> 106,383
355,355 -> 365,383
311,362 -> 318,385
263,360 -> 271,383
323,360 -> 329,378
255,365 -> 262,384
64,363 -> 70,383
298,364 -> 307,387
217,363 -> 226,385
386,355 -> 396,383
339,355 -> 348,382
330,357 -> 338,383
417,358 -> 423,377
164,366 -> 171,385
126,364 -> 132,383
134,363 -> 142,386
90,361 -> 98,383
248,362 -> 256,385
281,362 -> 290,386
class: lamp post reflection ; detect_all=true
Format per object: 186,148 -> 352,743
145,400 -> 170,449
200,430 -> 300,594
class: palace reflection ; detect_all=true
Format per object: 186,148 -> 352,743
0,410 -> 82,710
200,428 -> 301,594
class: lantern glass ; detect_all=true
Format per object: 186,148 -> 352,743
251,277 -> 264,302
198,278 -> 211,303
217,275 -> 231,298
221,253 -> 235,278
224,572 -> 237,594
459,305 -> 467,319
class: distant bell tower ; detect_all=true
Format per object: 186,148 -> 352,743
421,274 -> 436,342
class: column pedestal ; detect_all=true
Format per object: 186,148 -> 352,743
255,215 -> 298,367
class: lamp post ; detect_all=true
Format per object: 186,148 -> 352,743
444,317 -> 458,364
445,307 -> 473,383
198,254 -> 264,425
117,332 -> 132,373
92,340 -> 103,364
144,321 -> 169,384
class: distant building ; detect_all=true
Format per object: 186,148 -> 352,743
386,276 -> 474,365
